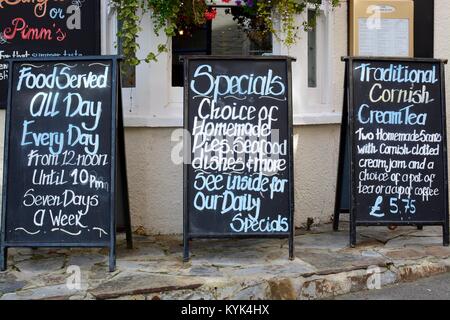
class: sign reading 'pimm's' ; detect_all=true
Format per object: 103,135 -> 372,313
0,0 -> 101,108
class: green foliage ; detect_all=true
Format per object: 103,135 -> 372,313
255,0 -> 340,46
112,0 -> 341,66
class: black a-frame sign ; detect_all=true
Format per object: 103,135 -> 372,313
334,56 -> 449,247
1,56 -> 132,272
183,56 -> 295,261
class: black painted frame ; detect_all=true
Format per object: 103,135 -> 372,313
182,55 -> 296,261
0,55 -> 131,272
334,56 -> 449,247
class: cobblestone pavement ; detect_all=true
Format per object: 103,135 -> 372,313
1,223 -> 450,300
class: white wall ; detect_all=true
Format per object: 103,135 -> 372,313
124,124 -> 343,235
122,2 -> 349,234
1,0 -> 449,235
123,0 -> 450,235
435,0 -> 450,107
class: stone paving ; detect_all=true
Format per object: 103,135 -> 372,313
1,223 -> 450,300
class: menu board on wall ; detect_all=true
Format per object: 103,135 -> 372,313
349,0 -> 414,57
0,0 -> 101,108
183,56 -> 295,261
0,56 -> 131,272
358,18 -> 410,57
334,57 -> 449,247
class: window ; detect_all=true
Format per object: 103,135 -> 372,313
104,1 -> 338,126
413,0 -> 434,58
304,3 -> 333,112
172,6 -> 273,87
172,23 -> 211,87
308,9 -> 317,88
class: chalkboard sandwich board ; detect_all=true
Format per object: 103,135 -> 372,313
183,56 -> 295,261
0,56 -> 132,272
0,0 -> 101,109
334,57 -> 449,247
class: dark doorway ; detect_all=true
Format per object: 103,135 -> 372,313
413,0 -> 434,58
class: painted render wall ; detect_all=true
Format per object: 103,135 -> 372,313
0,1 -> 448,235
124,2 -> 348,234
124,124 -> 342,235
435,0 -> 450,161
123,0 -> 450,235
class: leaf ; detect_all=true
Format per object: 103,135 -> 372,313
157,44 -> 168,53
145,52 -> 158,63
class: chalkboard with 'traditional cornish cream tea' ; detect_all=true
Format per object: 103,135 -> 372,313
0,56 -> 132,272
183,56 -> 295,261
334,57 -> 449,247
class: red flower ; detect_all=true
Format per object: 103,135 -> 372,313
222,0 -> 231,2
204,8 -> 217,20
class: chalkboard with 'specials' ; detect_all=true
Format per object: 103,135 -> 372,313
334,57 -> 449,247
183,56 -> 295,261
0,0 -> 101,108
0,56 -> 129,272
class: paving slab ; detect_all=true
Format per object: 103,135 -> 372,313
0,273 -> 26,295
358,226 -> 417,243
1,223 -> 449,300
14,255 -> 66,274
0,284 -> 76,300
88,273 -> 204,299
384,236 -> 445,248
298,250 -> 388,274
294,232 -> 349,251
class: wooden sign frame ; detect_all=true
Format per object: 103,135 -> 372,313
334,56 -> 449,247
0,56 -> 132,272
183,56 -> 295,261
350,0 -> 414,57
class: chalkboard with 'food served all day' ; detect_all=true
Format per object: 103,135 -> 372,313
0,56 -> 132,272
0,0 -> 101,109
183,56 -> 295,261
334,57 -> 449,247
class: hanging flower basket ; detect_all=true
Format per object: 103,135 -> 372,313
111,0 -> 341,65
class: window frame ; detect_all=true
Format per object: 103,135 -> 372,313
277,2 -> 340,125
104,1 -> 340,127
169,4 -> 275,104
